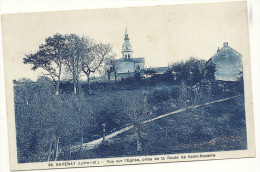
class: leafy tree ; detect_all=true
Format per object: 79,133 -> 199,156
23,33 -> 68,95
14,77 -> 96,162
204,61 -> 216,81
171,57 -> 206,85
171,61 -> 185,82
14,78 -> 36,162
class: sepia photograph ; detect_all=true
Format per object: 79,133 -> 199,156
1,1 -> 255,171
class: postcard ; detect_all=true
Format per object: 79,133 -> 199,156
1,1 -> 255,170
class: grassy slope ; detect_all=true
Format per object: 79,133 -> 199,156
73,83 -> 246,160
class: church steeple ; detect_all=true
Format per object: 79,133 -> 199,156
121,28 -> 133,59
124,28 -> 129,41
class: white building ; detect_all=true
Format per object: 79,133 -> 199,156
114,29 -> 145,74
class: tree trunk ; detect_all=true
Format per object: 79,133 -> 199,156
55,81 -> 60,95
75,54 -> 80,95
55,137 -> 60,161
87,73 -> 92,94
107,71 -> 111,81
74,79 -> 80,95
74,84 -> 77,95
102,124 -> 106,144
135,124 -> 142,152
47,137 -> 53,162
73,74 -> 78,95
72,55 -> 77,95
114,72 -> 117,82
81,131 -> 84,147
56,63 -> 62,95
77,81 -> 80,95
78,129 -> 84,158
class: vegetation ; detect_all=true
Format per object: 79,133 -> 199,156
24,33 -> 114,95
16,34 -> 246,163
14,75 -> 245,162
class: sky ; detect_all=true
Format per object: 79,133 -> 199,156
2,1 -> 250,81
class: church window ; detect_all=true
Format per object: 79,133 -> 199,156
128,54 -> 130,59
125,55 -> 127,58
136,65 -> 140,71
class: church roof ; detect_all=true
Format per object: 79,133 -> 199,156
130,57 -> 145,63
115,57 -> 145,63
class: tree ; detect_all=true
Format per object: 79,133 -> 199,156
81,42 -> 115,93
14,76 -> 68,162
122,94 -> 150,152
185,58 -> 205,84
23,33 -> 68,95
104,59 -> 116,81
14,78 -> 36,162
171,57 -> 206,85
64,94 -> 94,158
178,81 -> 213,142
64,34 -> 92,95
204,61 -> 216,81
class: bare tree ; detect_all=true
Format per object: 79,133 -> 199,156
178,81 -> 212,140
64,35 -> 92,95
81,42 -> 115,93
104,59 -> 117,81
122,94 -> 150,152
179,81 -> 204,108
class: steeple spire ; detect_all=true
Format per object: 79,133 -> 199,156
121,28 -> 133,59
124,27 -> 129,41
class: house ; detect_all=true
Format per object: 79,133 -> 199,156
205,42 -> 243,81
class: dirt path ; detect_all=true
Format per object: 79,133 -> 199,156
71,94 -> 243,152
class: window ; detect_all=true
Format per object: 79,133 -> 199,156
136,65 -> 140,71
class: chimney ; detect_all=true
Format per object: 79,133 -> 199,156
223,42 -> 228,47
217,47 -> 220,52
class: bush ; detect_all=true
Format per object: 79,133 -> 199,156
148,85 -> 178,104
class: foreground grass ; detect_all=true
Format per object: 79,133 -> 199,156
63,95 -> 246,160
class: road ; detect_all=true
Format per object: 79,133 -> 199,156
71,94 -> 243,152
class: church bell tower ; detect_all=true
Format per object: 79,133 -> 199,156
121,28 -> 133,59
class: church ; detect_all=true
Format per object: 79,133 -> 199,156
114,29 -> 145,75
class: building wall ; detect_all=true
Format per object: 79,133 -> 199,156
115,61 -> 145,74
115,61 -> 135,73
211,46 -> 242,81
135,63 -> 145,71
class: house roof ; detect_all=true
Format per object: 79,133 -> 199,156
205,42 -> 243,81
205,42 -> 242,66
